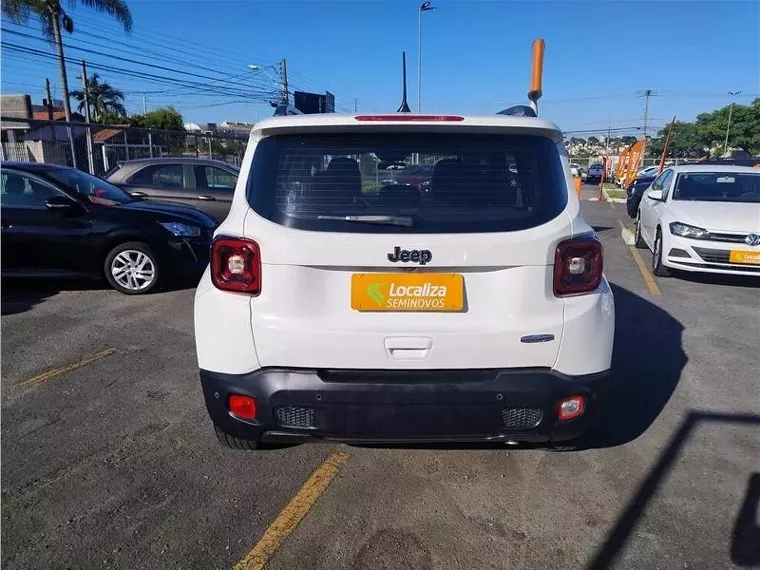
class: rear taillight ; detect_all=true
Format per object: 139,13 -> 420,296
211,237 -> 261,294
553,238 -> 603,297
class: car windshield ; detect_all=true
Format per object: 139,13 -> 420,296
44,168 -> 135,206
248,132 -> 568,234
672,172 -> 760,203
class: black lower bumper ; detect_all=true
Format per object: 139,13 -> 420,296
160,238 -> 210,281
201,367 -> 609,445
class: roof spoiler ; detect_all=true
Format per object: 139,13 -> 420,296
496,105 -> 537,118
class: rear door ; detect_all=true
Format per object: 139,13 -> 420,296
242,129 -> 574,370
192,164 -> 237,221
121,162 -> 209,210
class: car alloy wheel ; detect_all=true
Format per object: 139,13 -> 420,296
634,214 -> 646,249
651,230 -> 671,277
111,249 -> 157,292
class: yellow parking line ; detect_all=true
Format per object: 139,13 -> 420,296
618,221 -> 661,296
233,450 -> 350,570
17,348 -> 117,388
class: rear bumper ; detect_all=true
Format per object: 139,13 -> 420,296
201,367 -> 609,444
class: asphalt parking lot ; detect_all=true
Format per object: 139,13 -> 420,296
2,191 -> 759,570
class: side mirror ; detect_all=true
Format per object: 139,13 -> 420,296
45,195 -> 80,211
646,189 -> 664,201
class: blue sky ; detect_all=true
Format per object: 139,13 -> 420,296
2,0 -> 758,136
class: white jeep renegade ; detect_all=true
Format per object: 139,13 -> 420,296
194,113 -> 615,449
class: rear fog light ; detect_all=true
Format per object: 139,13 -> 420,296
229,394 -> 257,420
557,396 -> 585,421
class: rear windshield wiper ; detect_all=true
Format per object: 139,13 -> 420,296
316,214 -> 413,227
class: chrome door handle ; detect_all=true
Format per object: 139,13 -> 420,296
197,195 -> 215,201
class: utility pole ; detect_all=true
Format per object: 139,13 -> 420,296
354,98 -> 358,113
724,90 -> 742,155
45,79 -> 54,120
418,1 -> 436,112
279,59 -> 289,105
143,95 -> 147,114
642,89 -> 652,137
45,78 -> 57,142
80,60 -> 95,174
606,116 -> 611,155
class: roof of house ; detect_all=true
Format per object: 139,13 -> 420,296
31,110 -> 67,121
93,128 -> 126,143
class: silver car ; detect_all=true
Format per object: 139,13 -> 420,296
106,157 -> 240,222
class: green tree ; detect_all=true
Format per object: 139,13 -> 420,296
621,136 -> 637,145
587,136 -> 600,145
647,121 -> 705,159
131,107 -> 184,130
71,73 -> 126,121
695,99 -> 760,155
2,0 -> 133,128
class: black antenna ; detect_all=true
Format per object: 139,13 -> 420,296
397,51 -> 411,113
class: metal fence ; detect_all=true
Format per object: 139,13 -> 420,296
0,117 -> 249,177
568,156 -> 695,170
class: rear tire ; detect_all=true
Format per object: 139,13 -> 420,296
652,229 -> 671,277
634,213 -> 647,249
214,425 -> 260,450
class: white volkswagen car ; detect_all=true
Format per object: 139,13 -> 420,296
634,165 -> 760,277
194,113 -> 615,449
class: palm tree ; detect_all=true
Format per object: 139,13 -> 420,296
2,0 -> 132,127
71,73 -> 127,121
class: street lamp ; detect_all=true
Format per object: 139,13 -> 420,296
724,90 -> 742,155
418,1 -> 436,112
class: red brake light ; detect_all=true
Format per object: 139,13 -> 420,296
553,238 -> 603,297
354,114 -> 465,122
211,237 -> 261,294
229,394 -> 257,420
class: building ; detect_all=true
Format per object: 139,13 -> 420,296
0,94 -> 89,165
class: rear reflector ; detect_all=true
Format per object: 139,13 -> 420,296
557,396 -> 585,421
211,237 -> 261,294
229,394 -> 257,420
553,238 -> 603,296
354,114 -> 465,122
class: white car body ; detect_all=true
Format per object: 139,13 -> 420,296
636,165 -> 760,277
194,113 -> 615,447
637,165 -> 660,178
569,163 -> 582,177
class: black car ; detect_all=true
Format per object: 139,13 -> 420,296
1,162 -> 216,294
625,175 -> 656,218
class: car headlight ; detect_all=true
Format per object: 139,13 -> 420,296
669,222 -> 710,239
160,221 -> 201,237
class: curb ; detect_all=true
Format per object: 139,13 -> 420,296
621,227 -> 634,246
601,185 -> 627,204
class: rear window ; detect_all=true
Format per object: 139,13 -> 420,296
247,133 -> 568,233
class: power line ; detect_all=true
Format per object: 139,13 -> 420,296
3,15 -> 351,108
1,43 -> 277,100
1,29 -> 274,95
